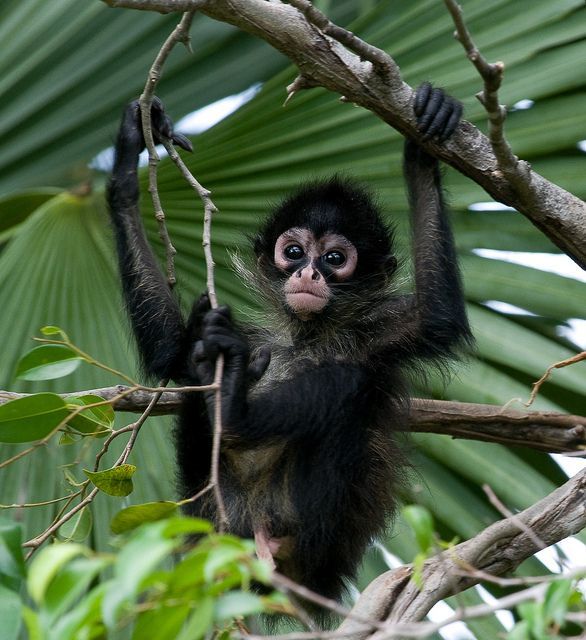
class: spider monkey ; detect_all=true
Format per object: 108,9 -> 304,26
107,83 -> 472,603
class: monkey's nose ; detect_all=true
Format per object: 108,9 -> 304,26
295,265 -> 321,282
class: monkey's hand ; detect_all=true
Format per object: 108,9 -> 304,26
194,306 -> 263,429
117,97 -> 193,157
413,82 -> 462,142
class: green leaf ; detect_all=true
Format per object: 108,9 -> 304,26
162,516 -> 213,538
27,543 -> 88,604
102,522 -> 176,628
15,344 -> 82,381
0,583 -> 22,640
215,591 -> 266,621
58,507 -> 93,543
42,555 -> 111,626
0,393 -> 68,443
21,606 -> 44,640
518,600 -> 546,640
203,539 -> 253,583
402,505 -> 435,553
132,603 -> 192,640
66,395 -> 113,436
58,431 -> 78,446
507,619 -> 531,640
48,582 -> 107,640
83,464 -> 136,497
110,501 -> 179,534
175,597 -> 214,640
543,578 -> 573,627
0,516 -> 26,591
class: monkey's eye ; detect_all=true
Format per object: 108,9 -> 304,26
323,251 -> 346,266
284,245 -> 304,261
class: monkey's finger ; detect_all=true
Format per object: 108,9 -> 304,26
422,100 -> 454,141
414,82 -> 432,117
194,293 -> 211,312
440,101 -> 463,141
193,340 -> 210,361
148,98 -> 191,150
416,88 -> 445,135
172,132 -> 193,152
203,332 -> 249,359
194,360 -> 214,386
247,347 -> 271,381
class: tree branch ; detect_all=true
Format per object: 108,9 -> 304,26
100,0 -> 586,269
339,468 -> 586,639
1,390 -> 583,454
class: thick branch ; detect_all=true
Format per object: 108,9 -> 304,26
1,390 -> 584,454
340,468 -> 586,639
100,0 -> 586,269
409,398 -> 586,453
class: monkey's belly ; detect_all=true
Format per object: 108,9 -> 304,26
223,443 -> 298,538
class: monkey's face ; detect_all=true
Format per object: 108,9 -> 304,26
273,227 -> 358,319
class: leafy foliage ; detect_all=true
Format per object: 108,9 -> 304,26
0,514 -> 282,640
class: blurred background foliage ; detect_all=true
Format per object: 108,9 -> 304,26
0,0 -> 585,635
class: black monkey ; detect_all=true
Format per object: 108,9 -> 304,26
107,84 -> 472,603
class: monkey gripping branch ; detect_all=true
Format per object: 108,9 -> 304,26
101,0 -> 586,270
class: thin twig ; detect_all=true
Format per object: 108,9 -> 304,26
272,573 -> 383,632
93,424 -> 136,472
0,491 -> 83,510
526,351 -> 586,407
23,487 -> 99,553
240,583 -> 565,640
139,10 -> 195,287
443,0 -> 531,190
161,137 -> 228,530
454,562 -> 586,588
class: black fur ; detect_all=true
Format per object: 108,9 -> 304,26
107,86 -> 472,611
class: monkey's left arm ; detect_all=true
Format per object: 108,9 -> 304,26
398,84 -> 473,359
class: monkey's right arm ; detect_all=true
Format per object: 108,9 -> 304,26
194,307 -> 367,444
107,100 -> 194,381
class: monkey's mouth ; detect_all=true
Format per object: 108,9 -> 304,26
286,291 -> 329,314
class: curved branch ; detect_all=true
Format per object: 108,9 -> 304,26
340,468 -> 586,639
101,0 -> 586,269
